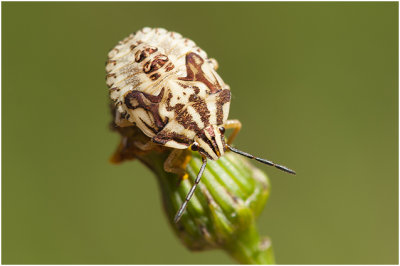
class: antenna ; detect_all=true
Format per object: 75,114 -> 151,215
174,156 -> 208,223
226,145 -> 296,175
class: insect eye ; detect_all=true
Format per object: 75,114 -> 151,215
191,142 -> 199,151
219,127 -> 225,134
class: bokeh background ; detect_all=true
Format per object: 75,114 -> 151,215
2,2 -> 398,264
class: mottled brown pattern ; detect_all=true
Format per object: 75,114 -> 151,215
150,73 -> 161,81
135,46 -> 158,63
165,62 -> 175,72
107,59 -> 117,66
153,131 -> 192,146
173,103 -> 184,113
216,89 -> 231,125
124,88 -> 166,130
165,92 -> 174,111
177,82 -> 189,89
193,86 -> 200,94
192,98 -> 210,126
178,52 -> 222,94
176,108 -> 201,132
165,90 -> 185,114
107,73 -> 116,79
188,94 -> 199,102
177,83 -> 199,94
107,28 -> 233,163
143,55 -> 169,74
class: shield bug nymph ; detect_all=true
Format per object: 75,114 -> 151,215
106,27 -> 295,223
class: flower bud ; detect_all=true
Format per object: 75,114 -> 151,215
155,151 -> 274,264
110,124 -> 275,264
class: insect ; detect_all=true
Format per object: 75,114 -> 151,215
106,27 -> 295,223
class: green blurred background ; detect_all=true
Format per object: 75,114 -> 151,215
2,2 -> 398,264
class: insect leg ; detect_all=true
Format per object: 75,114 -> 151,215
174,156 -> 207,223
164,149 -> 191,178
223,119 -> 242,145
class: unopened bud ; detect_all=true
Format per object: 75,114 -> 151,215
155,152 -> 274,264
111,124 -> 275,264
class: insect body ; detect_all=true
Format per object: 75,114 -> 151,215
107,27 -> 295,223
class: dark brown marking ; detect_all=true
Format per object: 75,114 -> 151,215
193,86 -> 200,94
124,88 -> 166,130
189,94 -> 198,102
178,82 -> 189,89
165,92 -> 174,111
120,111 -> 128,119
206,127 -> 221,156
191,98 -> 210,126
143,54 -> 169,74
178,52 -> 222,94
177,83 -> 199,95
175,109 -> 201,132
135,46 -> 158,63
153,131 -> 191,146
197,129 -> 218,158
216,89 -> 231,125
150,73 -> 161,81
165,62 -> 175,72
107,60 -> 117,66
140,117 -> 158,134
174,103 -> 184,113
165,89 -> 185,114
206,127 -> 223,157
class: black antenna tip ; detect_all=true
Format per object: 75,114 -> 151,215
276,164 -> 296,175
227,144 -> 296,175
